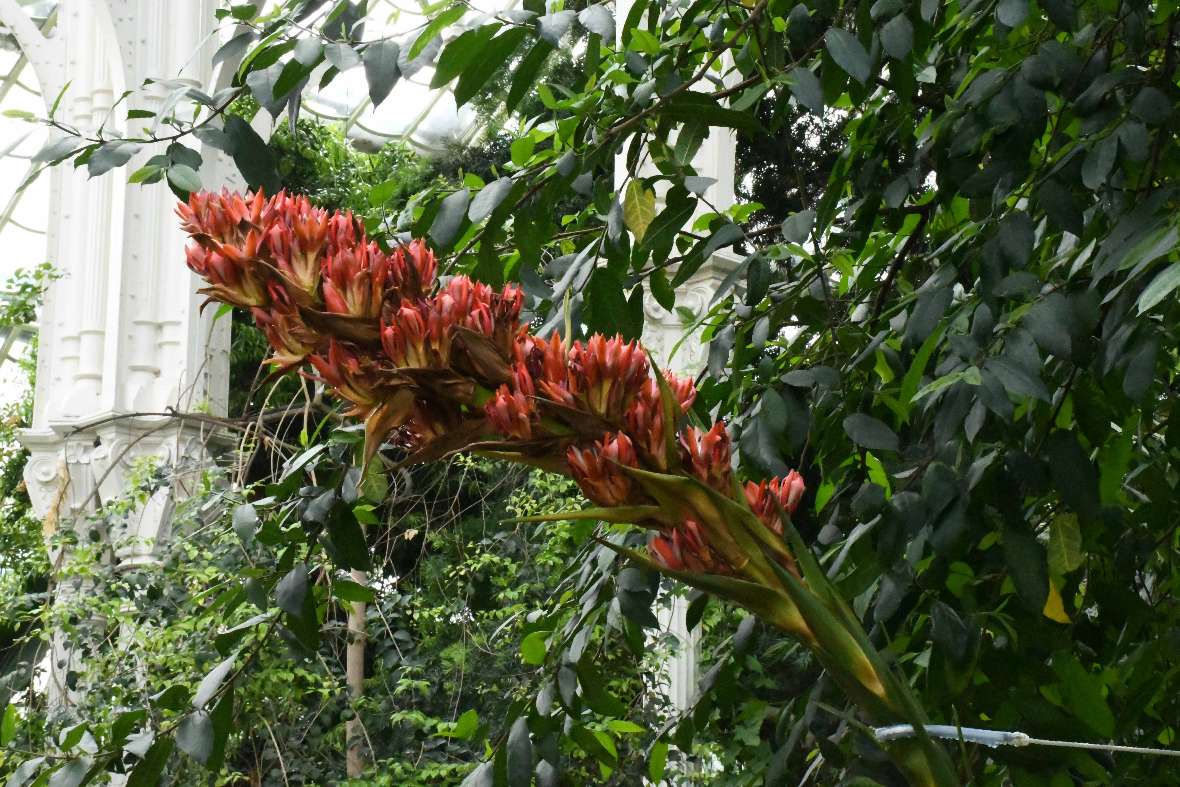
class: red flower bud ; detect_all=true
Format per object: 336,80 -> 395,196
566,432 -> 638,506
679,423 -> 733,492
308,339 -> 385,410
625,371 -> 698,468
388,239 -> 438,300
568,334 -> 649,421
649,519 -> 727,574
322,241 -> 388,320
743,470 -> 806,535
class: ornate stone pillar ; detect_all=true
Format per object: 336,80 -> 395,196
0,0 -> 236,709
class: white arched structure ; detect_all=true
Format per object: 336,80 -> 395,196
3,0 -> 235,704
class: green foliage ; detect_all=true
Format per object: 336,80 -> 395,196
23,0 -> 1180,783
0,265 -> 55,694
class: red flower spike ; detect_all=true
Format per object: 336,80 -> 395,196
530,333 -> 577,407
177,189 -> 265,245
184,242 -> 270,308
679,423 -> 733,492
381,304 -> 430,368
486,385 -> 533,440
743,470 -> 806,535
486,362 -> 539,439
566,432 -> 638,507
262,194 -> 330,297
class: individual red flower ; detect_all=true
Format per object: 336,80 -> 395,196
307,340 -> 387,411
566,432 -> 639,507
679,423 -> 733,492
381,304 -> 431,368
649,519 -> 727,574
177,189 -> 265,245
184,237 -> 270,308
528,333 -> 578,407
260,192 -> 331,297
486,364 -> 537,439
251,282 -> 319,366
625,371 -> 698,468
322,241 -> 389,320
744,471 -> 806,535
568,334 -> 649,421
387,239 -> 438,301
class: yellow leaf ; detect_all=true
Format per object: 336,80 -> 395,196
622,180 -> 656,242
1043,578 -> 1070,623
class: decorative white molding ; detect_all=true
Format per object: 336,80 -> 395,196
9,0 -> 236,709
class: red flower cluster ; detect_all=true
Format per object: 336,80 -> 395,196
178,190 -> 807,579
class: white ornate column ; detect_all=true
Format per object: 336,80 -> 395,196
0,0 -> 236,708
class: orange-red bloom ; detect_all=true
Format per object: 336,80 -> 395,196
744,470 -> 806,535
486,364 -> 537,440
261,193 -> 331,297
567,432 -> 639,507
568,334 -> 649,421
649,519 -> 727,574
679,423 -> 733,492
322,241 -> 389,320
307,340 -> 386,411
388,239 -> 438,301
625,371 -> 697,468
251,282 -> 319,366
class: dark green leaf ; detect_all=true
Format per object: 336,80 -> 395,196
787,67 -> 824,113
429,189 -> 470,248
880,14 -> 913,59
507,717 -> 533,786
432,25 -> 499,88
409,5 -> 466,60
997,0 -> 1028,26
87,141 -> 140,178
126,738 -> 174,787
1047,513 -> 1083,576
275,563 -> 309,618
460,762 -> 493,787
223,116 -> 279,194
166,164 -> 201,194
1130,86 -> 1171,125
843,413 -> 899,452
781,210 -> 814,243
1137,263 -> 1180,314
362,41 -> 400,105
324,41 -> 360,71
192,655 -> 235,709
1053,656 -> 1114,737
824,29 -> 871,84
1003,525 -> 1047,612
740,389 -> 791,475
454,28 -> 527,107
